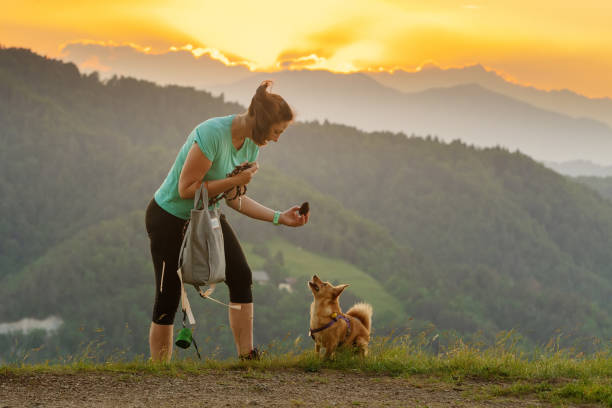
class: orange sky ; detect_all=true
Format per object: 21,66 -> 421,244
2,0 -> 611,98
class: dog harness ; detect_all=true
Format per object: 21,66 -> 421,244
309,313 -> 351,344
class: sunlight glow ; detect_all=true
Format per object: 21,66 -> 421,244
2,0 -> 612,97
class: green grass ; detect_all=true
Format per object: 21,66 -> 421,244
242,238 -> 407,322
490,379 -> 612,406
3,335 -> 611,406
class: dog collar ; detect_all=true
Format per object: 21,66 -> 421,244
309,313 -> 351,341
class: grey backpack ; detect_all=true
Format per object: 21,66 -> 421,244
177,183 -> 226,324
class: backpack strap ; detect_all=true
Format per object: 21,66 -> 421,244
196,284 -> 242,310
177,266 -> 196,325
193,182 -> 207,209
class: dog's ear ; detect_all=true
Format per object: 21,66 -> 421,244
332,284 -> 349,298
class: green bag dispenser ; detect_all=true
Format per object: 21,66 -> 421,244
175,327 -> 192,349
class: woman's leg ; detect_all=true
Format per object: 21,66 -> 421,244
220,214 -> 254,357
145,198 -> 185,362
228,302 -> 253,356
149,322 -> 174,361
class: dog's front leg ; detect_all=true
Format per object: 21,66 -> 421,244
315,342 -> 321,354
323,343 -> 337,360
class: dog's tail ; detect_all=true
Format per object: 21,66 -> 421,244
346,303 -> 373,331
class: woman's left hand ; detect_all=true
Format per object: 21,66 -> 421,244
280,205 -> 310,227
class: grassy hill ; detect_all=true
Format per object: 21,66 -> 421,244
242,238 -> 407,324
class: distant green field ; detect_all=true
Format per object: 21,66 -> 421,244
242,239 -> 407,325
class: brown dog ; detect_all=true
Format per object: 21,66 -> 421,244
308,275 -> 373,359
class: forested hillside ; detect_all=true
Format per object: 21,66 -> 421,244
576,176 -> 612,201
1,48 -> 611,361
254,123 -> 612,343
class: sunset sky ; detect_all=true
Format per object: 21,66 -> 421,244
2,0 -> 611,98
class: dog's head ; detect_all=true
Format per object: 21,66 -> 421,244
308,275 -> 349,304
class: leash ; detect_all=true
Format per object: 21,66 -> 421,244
180,161 -> 252,240
178,309 -> 202,360
196,284 -> 241,310
207,163 -> 253,207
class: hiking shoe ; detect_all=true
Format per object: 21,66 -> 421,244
240,347 -> 262,361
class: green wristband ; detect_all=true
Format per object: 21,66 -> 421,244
273,210 -> 281,225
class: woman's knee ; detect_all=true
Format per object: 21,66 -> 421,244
227,279 -> 253,303
152,280 -> 181,325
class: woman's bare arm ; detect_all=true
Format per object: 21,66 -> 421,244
178,143 -> 237,199
226,195 -> 309,227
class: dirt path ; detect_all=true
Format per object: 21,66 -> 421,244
0,369 -> 575,407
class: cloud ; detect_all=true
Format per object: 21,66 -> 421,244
79,55 -> 111,72
275,52 -> 328,70
1,0 -> 200,59
60,42 -> 256,88
374,25 -> 501,71
61,41 -> 254,69
0,316 -> 63,335
5,0 -> 612,97
274,23 -> 489,73
274,17 -> 375,71
305,18 -> 373,52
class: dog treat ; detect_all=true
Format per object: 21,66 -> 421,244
299,201 -> 310,216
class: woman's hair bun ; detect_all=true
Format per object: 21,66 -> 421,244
248,80 -> 294,145
255,80 -> 273,98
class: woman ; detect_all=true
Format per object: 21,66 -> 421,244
145,80 -> 309,361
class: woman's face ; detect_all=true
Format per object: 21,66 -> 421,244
258,121 -> 291,146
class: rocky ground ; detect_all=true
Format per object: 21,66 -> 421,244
0,369 -> 597,407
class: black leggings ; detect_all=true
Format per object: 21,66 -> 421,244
145,198 -> 253,325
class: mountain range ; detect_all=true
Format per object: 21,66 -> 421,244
367,63 -> 612,130
62,43 -> 612,167
545,160 -> 612,177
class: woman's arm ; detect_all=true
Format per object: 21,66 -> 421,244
179,143 -> 222,199
226,195 -> 309,227
179,143 -> 258,199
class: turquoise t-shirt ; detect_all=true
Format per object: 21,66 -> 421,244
154,114 -> 259,220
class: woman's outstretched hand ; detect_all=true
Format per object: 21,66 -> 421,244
280,205 -> 310,227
